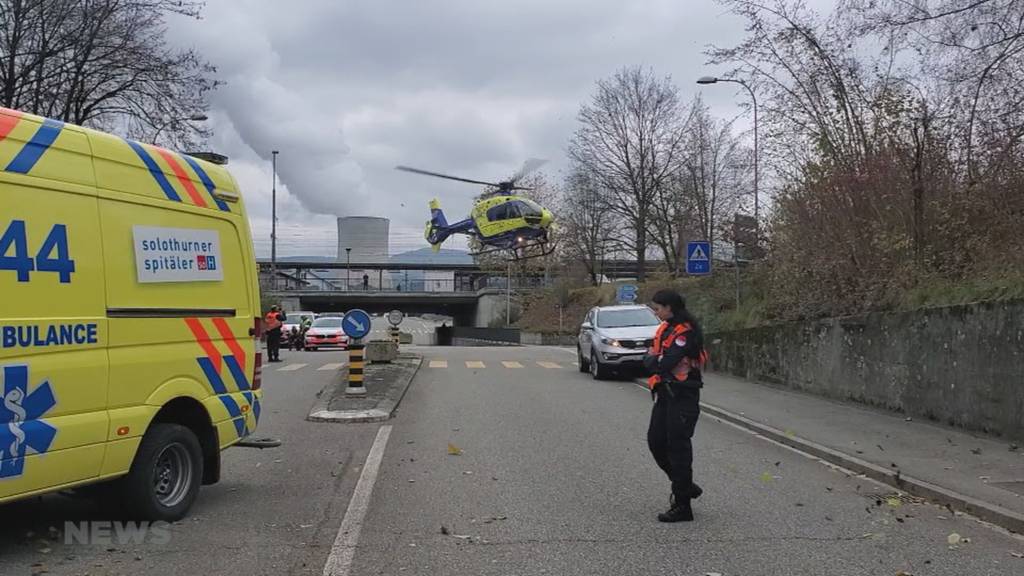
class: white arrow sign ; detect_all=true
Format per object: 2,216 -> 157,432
346,317 -> 366,332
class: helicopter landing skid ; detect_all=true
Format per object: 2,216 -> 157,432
470,240 -> 556,262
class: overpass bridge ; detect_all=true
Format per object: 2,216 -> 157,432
257,259 -> 676,326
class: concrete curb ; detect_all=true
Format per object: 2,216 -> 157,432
632,378 -> 1024,534
308,356 -> 423,423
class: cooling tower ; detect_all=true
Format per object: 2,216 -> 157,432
337,216 -> 389,264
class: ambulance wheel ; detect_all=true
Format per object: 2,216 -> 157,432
121,423 -> 203,522
308,346 -> 318,351
577,346 -> 589,372
590,350 -> 610,380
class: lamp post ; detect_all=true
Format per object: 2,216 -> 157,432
152,113 -> 208,144
697,76 -> 759,227
345,247 -> 352,291
271,150 -> 279,291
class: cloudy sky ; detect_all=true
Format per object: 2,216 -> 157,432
167,0 -> 834,259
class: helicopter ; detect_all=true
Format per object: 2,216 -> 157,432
395,159 -> 556,260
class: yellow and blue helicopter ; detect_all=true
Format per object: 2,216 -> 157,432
395,160 -> 555,260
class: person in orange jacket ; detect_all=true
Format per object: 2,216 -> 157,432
643,289 -> 708,522
264,305 -> 287,362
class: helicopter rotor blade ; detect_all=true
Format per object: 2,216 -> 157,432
395,165 -> 501,188
510,158 -> 548,184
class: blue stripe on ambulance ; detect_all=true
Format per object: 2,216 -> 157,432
6,118 -> 64,174
125,140 -> 181,202
181,154 -> 230,212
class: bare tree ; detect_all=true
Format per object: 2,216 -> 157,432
568,66 -> 690,281
560,168 -> 615,285
0,0 -> 217,149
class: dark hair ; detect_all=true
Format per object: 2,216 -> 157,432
651,289 -> 700,329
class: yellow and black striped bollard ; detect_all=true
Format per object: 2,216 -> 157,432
345,342 -> 367,396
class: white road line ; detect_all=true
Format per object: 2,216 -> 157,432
466,361 -> 486,368
322,425 -> 393,576
429,360 -> 447,368
278,363 -> 308,371
318,363 -> 346,371
537,361 -> 562,369
502,361 -> 524,368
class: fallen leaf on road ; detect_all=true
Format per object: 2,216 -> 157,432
706,573 -> 723,576
440,526 -> 450,535
299,524 -> 313,529
452,534 -> 473,540
785,429 -> 795,438
905,417 -> 913,422
408,479 -> 415,483
896,571 -> 914,576
970,448 -> 982,455
1010,443 -> 1019,452
948,533 -> 961,546
760,472 -> 774,483
877,444 -> 885,451
861,533 -> 875,539
887,498 -> 902,508
463,471 -> 473,475
979,476 -> 990,481
825,486 -> 833,492
447,443 -> 463,456
1010,552 -> 1023,559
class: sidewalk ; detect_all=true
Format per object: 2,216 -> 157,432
697,371 -> 1024,533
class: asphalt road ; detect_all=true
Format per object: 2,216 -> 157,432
2,344 -> 1023,576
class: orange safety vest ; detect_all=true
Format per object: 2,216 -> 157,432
264,311 -> 282,331
647,321 -> 709,389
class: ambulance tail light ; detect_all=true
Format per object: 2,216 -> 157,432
253,351 -> 263,391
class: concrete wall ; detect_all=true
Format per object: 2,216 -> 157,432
709,300 -> 1024,441
521,332 -> 577,346
474,289 -> 514,328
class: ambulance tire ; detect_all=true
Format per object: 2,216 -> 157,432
121,423 -> 204,522
308,346 -> 318,351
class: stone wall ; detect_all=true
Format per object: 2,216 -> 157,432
708,300 -> 1024,441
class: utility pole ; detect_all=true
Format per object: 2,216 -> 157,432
271,150 -> 279,290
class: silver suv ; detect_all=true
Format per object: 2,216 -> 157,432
577,304 -> 660,379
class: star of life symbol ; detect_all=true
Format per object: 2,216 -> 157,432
0,365 -> 58,479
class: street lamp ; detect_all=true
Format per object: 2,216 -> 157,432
152,113 -> 209,144
271,150 -> 279,291
697,76 -> 759,228
345,247 -> 352,291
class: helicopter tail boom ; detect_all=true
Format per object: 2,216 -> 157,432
425,198 -> 468,252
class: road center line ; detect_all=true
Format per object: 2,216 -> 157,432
322,424 -> 393,576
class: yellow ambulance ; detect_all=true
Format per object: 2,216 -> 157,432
0,107 -> 263,521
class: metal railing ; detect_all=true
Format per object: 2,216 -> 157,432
263,274 -> 555,293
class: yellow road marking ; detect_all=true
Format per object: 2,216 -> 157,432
466,361 -> 486,369
502,361 -> 524,368
429,360 -> 448,368
537,361 -> 562,369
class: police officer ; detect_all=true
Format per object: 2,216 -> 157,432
644,289 -> 708,522
264,305 -> 287,362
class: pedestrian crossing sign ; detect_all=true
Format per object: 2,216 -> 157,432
686,241 -> 711,275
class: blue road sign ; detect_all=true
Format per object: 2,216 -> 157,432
686,241 -> 711,275
617,284 -> 638,303
342,309 -> 372,340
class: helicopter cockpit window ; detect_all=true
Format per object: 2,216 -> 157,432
516,200 -> 543,217
487,203 -> 521,221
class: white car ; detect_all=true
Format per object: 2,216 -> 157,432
304,317 -> 350,350
577,304 -> 660,379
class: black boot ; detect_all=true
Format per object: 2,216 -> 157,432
658,498 -> 694,523
689,483 -> 703,499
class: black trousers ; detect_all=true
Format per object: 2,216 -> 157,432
647,382 -> 701,500
267,329 -> 282,361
